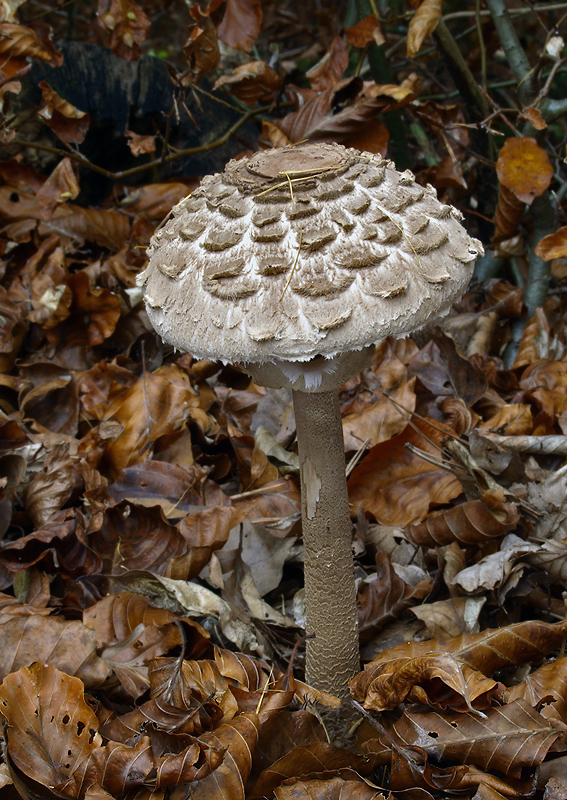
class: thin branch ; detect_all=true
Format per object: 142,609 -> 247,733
10,104 -> 270,182
433,20 -> 491,119
485,0 -> 536,104
444,3 -> 567,22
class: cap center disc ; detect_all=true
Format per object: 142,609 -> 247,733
245,143 -> 349,179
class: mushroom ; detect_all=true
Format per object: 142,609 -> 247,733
138,143 -> 483,702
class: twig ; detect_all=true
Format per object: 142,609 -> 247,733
10,104 -> 272,182
433,20 -> 491,119
485,0 -> 536,104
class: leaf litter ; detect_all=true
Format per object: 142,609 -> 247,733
2,4 -> 567,800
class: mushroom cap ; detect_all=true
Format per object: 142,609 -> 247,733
138,143 -> 483,366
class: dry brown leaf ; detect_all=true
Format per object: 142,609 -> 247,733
358,551 -> 431,643
0,609 -> 110,686
351,653 -> 500,712
124,129 -> 156,156
345,14 -> 385,48
92,501 -> 189,576
389,700 -> 567,777
38,81 -> 90,144
218,0 -> 262,52
214,60 -> 283,105
101,371 -> 197,473
0,22 -> 56,74
521,105 -> 547,130
407,0 -> 443,57
496,137 -> 554,205
250,743 -> 375,800
477,403 -> 533,435
0,663 -> 103,794
97,0 -> 151,61
535,226 -> 567,260
513,308 -> 555,368
526,538 -> 567,585
38,206 -> 131,248
450,534 -> 538,597
22,441 -> 73,527
185,711 -> 261,800
184,2 -> 221,79
411,597 -> 486,639
167,505 -> 246,580
342,378 -> 416,451
347,419 -> 462,526
506,657 -> 567,723
307,36 -> 349,92
275,776 -> 385,800
261,118 -> 291,148
405,494 -> 519,547
493,184 -> 526,243
362,619 -> 567,678
36,157 -> 79,221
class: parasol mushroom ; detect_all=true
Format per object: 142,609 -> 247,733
138,142 -> 483,703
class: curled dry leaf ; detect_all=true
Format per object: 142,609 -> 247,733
361,619 -> 567,678
97,0 -> 151,61
477,403 -> 533,436
38,81 -> 90,144
357,551 -> 431,643
277,77 -> 415,145
186,711 -> 261,800
347,419 -> 462,526
214,60 -> 283,105
411,597 -> 487,639
36,157 -> 80,221
250,742 -> 376,800
513,308 -> 557,368
450,534 -> 538,597
506,657 -> 567,724
345,14 -> 385,48
0,22 -> 56,74
67,270 -> 121,346
526,538 -> 567,585
351,653 -> 500,713
535,226 -> 567,261
496,137 -> 554,206
307,36 -> 349,92
0,663 -> 103,794
405,494 -> 519,548
407,0 -> 443,57
389,700 -> 567,777
124,129 -> 156,156
92,501 -> 189,576
275,776 -> 386,800
493,185 -> 526,243
0,607 -> 110,686
22,441 -> 73,527
38,206 -> 131,248
101,371 -> 197,473
184,2 -> 221,79
342,378 -> 416,451
217,0 -> 262,52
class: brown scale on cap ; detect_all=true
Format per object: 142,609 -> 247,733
139,143 -> 483,366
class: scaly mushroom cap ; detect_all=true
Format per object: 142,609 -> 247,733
138,143 -> 483,367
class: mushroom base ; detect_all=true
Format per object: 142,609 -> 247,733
293,387 -> 360,701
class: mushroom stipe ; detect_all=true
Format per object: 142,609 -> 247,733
138,142 -> 484,706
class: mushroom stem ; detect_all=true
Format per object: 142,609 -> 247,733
292,387 -> 360,700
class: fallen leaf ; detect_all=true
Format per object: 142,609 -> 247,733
36,157 -> 80,221
38,81 -> 90,144
22,441 -> 73,527
124,129 -> 156,156
0,663 -> 103,793
97,0 -> 151,61
535,226 -> 567,260
345,15 -> 385,48
348,419 -> 462,526
217,0 -> 262,52
214,60 -> 283,105
407,0 -> 443,57
307,36 -> 349,92
389,700 -> 567,777
496,137 -> 554,205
